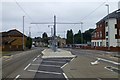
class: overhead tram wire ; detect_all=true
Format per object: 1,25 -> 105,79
15,0 -> 39,31
80,2 -> 106,21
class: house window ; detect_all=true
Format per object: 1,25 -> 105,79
106,22 -> 108,27
106,42 -> 108,47
100,42 -> 102,46
100,31 -> 102,37
95,42 -> 96,46
97,42 -> 99,46
115,24 -> 117,28
115,34 -> 117,39
119,29 -> 120,36
106,32 -> 108,36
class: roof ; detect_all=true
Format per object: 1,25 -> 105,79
0,29 -> 27,37
97,9 -> 120,25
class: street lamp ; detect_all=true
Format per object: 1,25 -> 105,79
48,25 -> 54,50
80,22 -> 83,44
105,4 -> 110,50
23,16 -> 25,50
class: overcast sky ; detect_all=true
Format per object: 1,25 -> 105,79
1,0 -> 120,38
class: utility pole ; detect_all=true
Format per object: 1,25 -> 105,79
105,4 -> 110,50
23,16 -> 25,50
53,15 -> 57,52
29,26 -> 31,37
80,22 -> 83,44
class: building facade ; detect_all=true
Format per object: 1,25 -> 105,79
92,9 -> 120,48
0,29 -> 27,51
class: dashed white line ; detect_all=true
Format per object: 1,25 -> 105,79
24,63 -> 31,70
43,61 -> 65,63
63,73 -> 69,80
61,63 -> 68,68
33,58 -> 37,62
15,75 -> 20,79
28,69 -> 62,75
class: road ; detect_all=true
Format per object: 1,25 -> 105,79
2,47 -> 43,79
1,48 -> 119,80
63,48 -> 119,79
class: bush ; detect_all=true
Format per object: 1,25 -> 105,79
26,37 -> 32,49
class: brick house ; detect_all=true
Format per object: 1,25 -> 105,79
0,29 -> 27,51
91,9 -> 120,51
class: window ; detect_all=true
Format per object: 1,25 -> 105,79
106,22 -> 108,27
115,34 -> 117,39
106,32 -> 108,36
119,29 -> 120,36
95,42 -> 96,46
115,24 -> 117,28
100,42 -> 102,46
97,42 -> 99,46
106,42 -> 108,47
100,31 -> 102,37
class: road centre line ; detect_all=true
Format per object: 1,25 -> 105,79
24,63 -> 31,70
28,69 -> 62,75
63,73 -> 69,80
15,75 -> 20,79
43,61 -> 66,63
97,58 -> 120,65
33,58 -> 37,62
61,63 -> 68,68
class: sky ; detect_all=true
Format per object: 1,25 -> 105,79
1,0 -> 120,38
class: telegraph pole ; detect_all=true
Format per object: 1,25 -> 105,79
23,16 -> 25,50
80,22 -> 83,44
53,15 -> 57,52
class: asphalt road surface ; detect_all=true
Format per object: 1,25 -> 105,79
2,47 -> 43,79
34,58 -> 72,79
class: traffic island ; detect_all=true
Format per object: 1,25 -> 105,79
42,49 -> 76,58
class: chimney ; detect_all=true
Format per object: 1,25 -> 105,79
118,1 -> 120,9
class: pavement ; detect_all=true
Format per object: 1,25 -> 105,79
42,49 -> 76,58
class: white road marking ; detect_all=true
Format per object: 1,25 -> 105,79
63,73 -> 69,80
24,63 -> 31,70
97,58 -> 120,65
61,63 -> 68,68
71,58 -> 74,61
40,64 -> 61,67
104,66 -> 113,72
15,75 -> 20,79
28,69 -> 62,75
37,55 -> 41,58
43,61 -> 65,63
33,58 -> 37,62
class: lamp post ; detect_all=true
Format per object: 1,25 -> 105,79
105,4 -> 110,50
80,22 -> 83,44
23,16 -> 25,50
48,25 -> 54,49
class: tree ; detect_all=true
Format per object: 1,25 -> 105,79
66,29 -> 73,44
26,37 -> 32,49
74,30 -> 81,44
83,29 -> 95,43
42,32 -> 48,44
